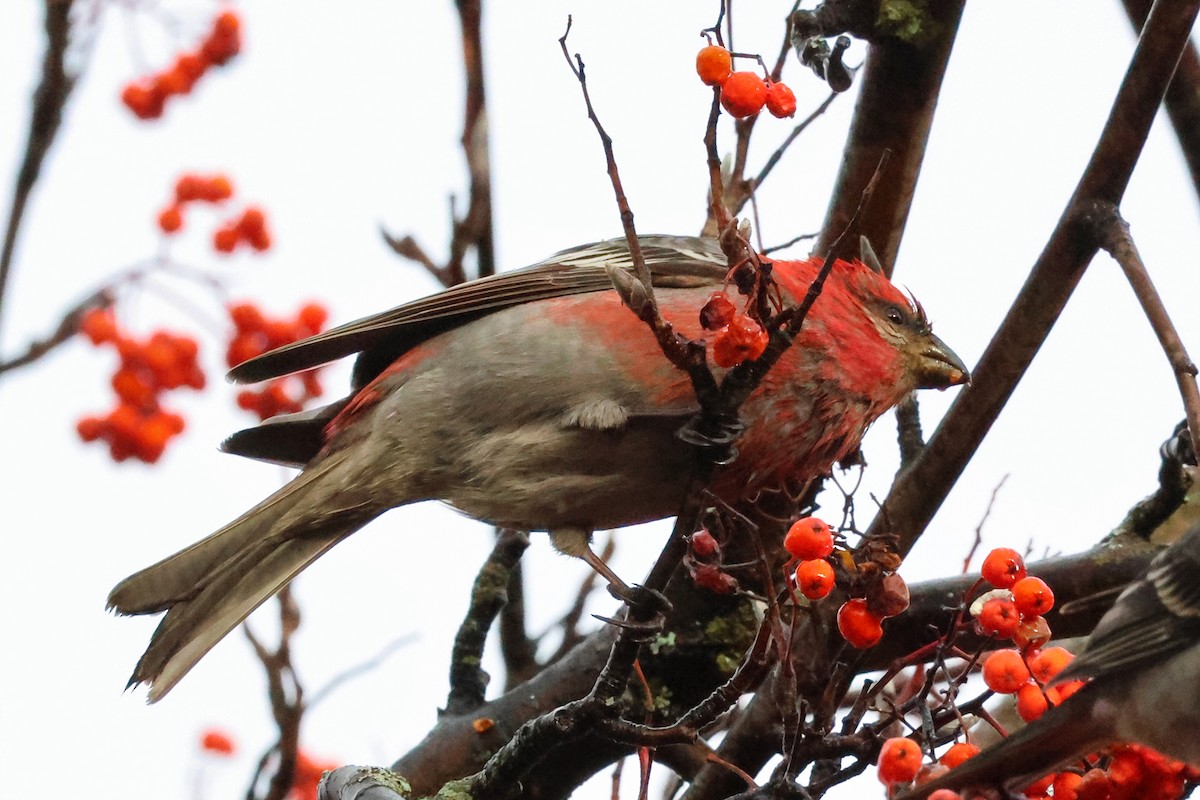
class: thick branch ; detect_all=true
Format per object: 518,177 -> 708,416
874,0 -> 1200,554
814,0 -> 968,272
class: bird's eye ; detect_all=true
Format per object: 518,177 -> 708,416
885,306 -> 906,325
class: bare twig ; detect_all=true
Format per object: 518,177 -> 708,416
1093,206 -> 1200,460
0,0 -> 78,338
244,588 -> 304,800
0,286 -> 110,374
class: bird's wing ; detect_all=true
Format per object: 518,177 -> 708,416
227,235 -> 728,386
1054,524 -> 1200,684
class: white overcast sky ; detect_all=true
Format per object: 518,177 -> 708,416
1,2 -> 1198,799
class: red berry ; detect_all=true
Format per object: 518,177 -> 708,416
1052,771 -> 1083,800
977,597 -> 1020,638
228,302 -> 265,332
298,303 -> 329,334
765,81 -> 797,118
1015,681 -> 1049,721
1011,576 -> 1055,618
981,547 -> 1026,588
837,598 -> 884,648
699,291 -> 736,330
877,737 -> 922,785
784,516 -> 834,560
719,72 -> 768,118
695,45 -> 732,87
202,174 -> 234,202
691,562 -> 739,594
200,728 -> 236,756
981,649 -> 1030,694
1022,772 -> 1055,797
795,558 -> 835,600
79,308 -> 118,345
76,416 -> 105,442
120,82 -> 165,120
712,313 -> 768,367
157,204 -> 184,234
213,225 -> 239,253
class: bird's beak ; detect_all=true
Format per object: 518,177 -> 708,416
914,333 -> 970,390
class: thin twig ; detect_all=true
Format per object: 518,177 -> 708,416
1094,206 -> 1200,460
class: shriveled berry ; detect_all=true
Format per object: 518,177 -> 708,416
712,313 -> 768,367
689,529 -> 720,560
719,72 -> 768,118
866,572 -> 910,618
1013,615 -> 1052,650
699,291 -> 736,330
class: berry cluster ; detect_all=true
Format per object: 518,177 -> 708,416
214,206 -> 271,253
158,173 -> 234,234
684,528 -> 740,594
696,45 -> 797,119
76,308 -> 203,463
121,10 -> 242,120
700,291 -> 769,367
225,301 -> 329,421
782,516 -> 911,649
156,172 -> 273,254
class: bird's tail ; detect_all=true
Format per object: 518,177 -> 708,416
895,687 -> 1111,800
108,453 -> 381,702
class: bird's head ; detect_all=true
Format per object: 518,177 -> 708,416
775,255 -> 970,397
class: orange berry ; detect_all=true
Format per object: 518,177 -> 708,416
213,225 -> 239,253
111,368 -> 156,408
765,81 -> 797,118
927,791 -> 963,800
79,308 -> 118,345
784,516 -> 834,560
246,226 -> 272,252
981,547 -> 1026,588
719,71 -> 768,118
175,174 -> 207,203
200,728 -> 236,756
981,649 -> 1030,693
1022,772 -> 1055,797
237,206 -> 266,235
1046,679 -> 1085,706
1030,646 -> 1073,684
939,742 -> 980,769
76,416 -> 105,442
877,737 -> 922,785
120,81 -> 166,120
712,313 -> 768,367
1052,772 -> 1083,800
1015,681 -> 1049,721
795,558 -> 835,600
301,370 -> 323,398
298,302 -> 329,334
201,174 -> 234,202
212,10 -> 240,37
225,334 -> 263,368
977,596 -> 1020,638
1011,576 -> 1055,618
837,598 -> 884,648
695,45 -> 732,87
157,204 -> 184,234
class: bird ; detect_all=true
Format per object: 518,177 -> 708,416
897,521 -> 1200,800
107,234 -> 968,701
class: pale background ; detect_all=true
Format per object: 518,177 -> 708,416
1,2 -> 1197,798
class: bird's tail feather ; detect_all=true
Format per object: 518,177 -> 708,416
107,455 -> 380,702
